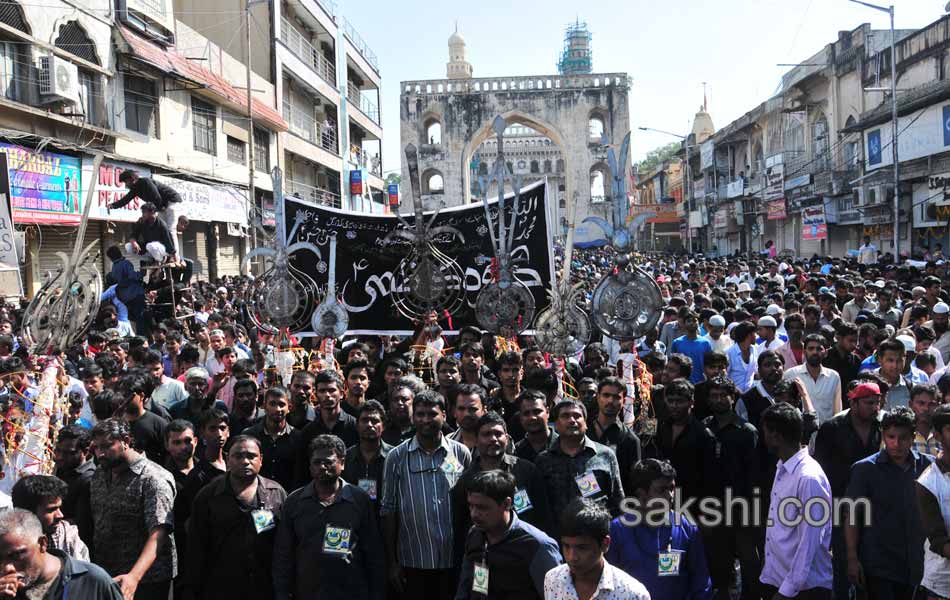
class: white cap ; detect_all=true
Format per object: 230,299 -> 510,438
757,316 -> 778,328
874,280 -> 886,288
779,262 -> 789,272
934,302 -> 950,315
709,315 -> 726,327
766,304 -> 784,316
738,282 -> 752,293
895,334 -> 917,353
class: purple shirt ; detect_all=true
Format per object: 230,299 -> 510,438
760,447 -> 834,596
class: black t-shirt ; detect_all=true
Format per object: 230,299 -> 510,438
129,411 -> 168,464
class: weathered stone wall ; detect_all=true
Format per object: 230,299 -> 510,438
399,74 -> 631,243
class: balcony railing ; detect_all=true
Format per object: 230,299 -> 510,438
313,0 -> 336,18
341,17 -> 378,72
283,101 -> 338,154
347,82 -> 380,124
280,18 -> 336,87
286,179 -> 341,209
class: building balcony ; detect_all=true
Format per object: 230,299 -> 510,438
286,179 -> 341,208
347,81 -> 379,124
341,16 -> 378,74
280,18 -> 336,88
283,101 -> 338,154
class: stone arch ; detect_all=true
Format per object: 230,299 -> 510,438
589,162 -> 609,203
421,112 -> 443,146
460,110 -> 572,205
422,168 -> 444,194
588,108 -> 607,140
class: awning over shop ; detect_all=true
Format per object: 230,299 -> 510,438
115,26 -> 288,133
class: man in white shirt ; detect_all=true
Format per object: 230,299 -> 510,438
858,236 -> 877,265
543,498 -> 650,600
727,322 -> 759,394
705,315 -> 733,354
783,334 -> 842,425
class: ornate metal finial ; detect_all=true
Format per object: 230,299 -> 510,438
241,167 -> 322,333
384,144 -> 466,321
22,155 -> 104,354
311,233 -> 349,338
583,133 -> 663,341
473,116 -> 535,335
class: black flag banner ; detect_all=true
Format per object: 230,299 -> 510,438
284,180 -> 555,335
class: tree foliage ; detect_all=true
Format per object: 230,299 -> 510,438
636,141 -> 682,174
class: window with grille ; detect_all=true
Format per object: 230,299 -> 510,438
227,136 -> 246,164
253,127 -> 269,172
54,21 -> 99,65
192,97 -> 217,155
0,41 -> 19,101
0,2 -> 30,34
124,74 -> 159,137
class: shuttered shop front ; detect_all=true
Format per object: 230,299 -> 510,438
34,223 -> 106,285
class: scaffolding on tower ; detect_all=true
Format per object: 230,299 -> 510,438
557,20 -> 593,75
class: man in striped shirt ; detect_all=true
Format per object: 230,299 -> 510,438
381,389 -> 471,599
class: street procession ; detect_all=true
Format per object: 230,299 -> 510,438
1,1 -> 950,599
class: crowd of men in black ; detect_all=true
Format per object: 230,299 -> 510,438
0,246 -> 948,600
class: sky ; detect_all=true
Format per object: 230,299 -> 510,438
345,0 -> 945,176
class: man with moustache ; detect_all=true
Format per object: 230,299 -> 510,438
89,418 -> 176,600
514,390 -> 559,463
244,387 -> 304,493
454,470 -> 561,600
300,370 -> 358,457
586,377 -> 641,488
274,435 -> 384,600
382,377 -> 419,446
381,391 -> 471,598
452,412 -> 552,555
534,400 -> 625,533
185,435 -> 286,600
342,400 -> 391,515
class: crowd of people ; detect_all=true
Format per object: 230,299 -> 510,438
0,224 -> 949,600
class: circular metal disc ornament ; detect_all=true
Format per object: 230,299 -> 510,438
475,281 -> 535,334
23,252 -> 101,354
311,302 -> 349,339
245,264 -> 319,332
534,301 -> 590,356
391,244 -> 465,321
590,263 -> 663,340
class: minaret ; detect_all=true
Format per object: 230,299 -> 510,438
446,24 -> 473,79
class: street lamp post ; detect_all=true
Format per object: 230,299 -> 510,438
848,0 -> 899,257
638,127 -> 692,253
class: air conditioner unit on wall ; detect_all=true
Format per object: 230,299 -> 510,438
38,55 -> 80,105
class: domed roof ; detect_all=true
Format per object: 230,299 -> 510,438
449,29 -> 465,46
691,106 -> 715,143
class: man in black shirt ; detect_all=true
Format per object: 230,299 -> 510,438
586,376 -> 641,489
822,322 -> 861,404
117,371 -> 169,464
514,390 -> 558,463
341,400 -> 391,515
111,170 -> 182,255
128,203 -> 177,263
244,387 -> 304,493
654,378 -> 716,503
702,376 -> 761,600
300,370 -> 358,470
814,380 -> 883,600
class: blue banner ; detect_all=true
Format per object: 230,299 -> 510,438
868,129 -> 882,165
943,105 -> 950,148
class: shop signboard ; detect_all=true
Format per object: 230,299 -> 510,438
0,144 -> 82,225
767,199 -> 787,220
802,205 -> 827,240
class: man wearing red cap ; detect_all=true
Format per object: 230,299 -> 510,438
814,379 -> 884,600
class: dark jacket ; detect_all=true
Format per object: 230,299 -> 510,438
654,416 -> 717,501
28,549 -> 123,600
273,482 -> 385,600
184,474 -> 287,600
111,177 -> 181,211
108,258 -> 144,304
130,217 -> 176,256
702,412 -> 759,500
813,409 -> 882,498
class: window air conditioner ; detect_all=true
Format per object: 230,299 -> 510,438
38,55 -> 80,105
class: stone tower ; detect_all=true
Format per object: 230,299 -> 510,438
446,26 -> 473,79
691,105 -> 715,143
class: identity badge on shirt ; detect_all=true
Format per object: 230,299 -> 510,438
358,478 -> 378,500
658,550 -> 683,576
512,488 -> 533,514
574,471 -> 602,497
250,509 -> 275,534
472,563 -> 490,595
323,526 -> 352,556
441,455 -> 463,475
